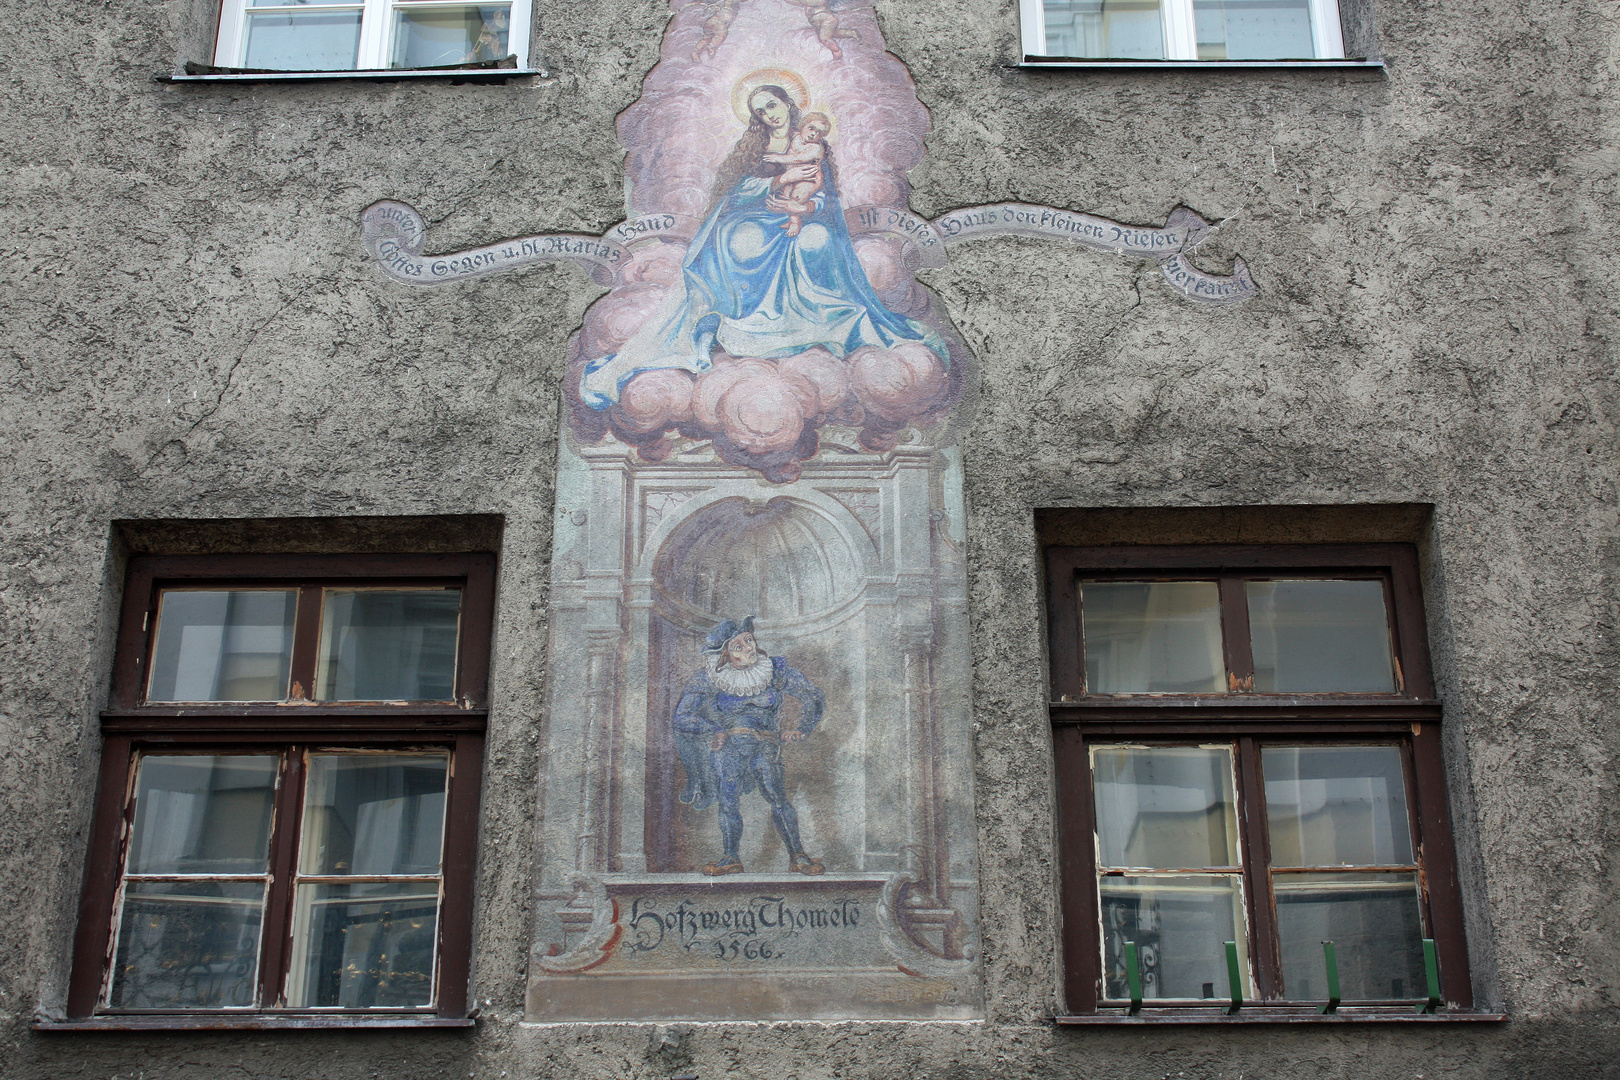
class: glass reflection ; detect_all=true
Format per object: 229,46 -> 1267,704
287,882 -> 440,1008
1193,0 -> 1314,59
244,10 -> 363,70
1263,746 -> 1414,867
110,881 -> 265,1008
300,754 -> 448,877
317,589 -> 461,701
147,590 -> 296,702
1043,0 -> 1166,58
1101,875 -> 1249,1000
1083,581 -> 1225,693
392,4 -> 511,68
1247,579 -> 1397,693
1274,872 -> 1426,1000
128,756 -> 278,875
1094,746 -> 1239,868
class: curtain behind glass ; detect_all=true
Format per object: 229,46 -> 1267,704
1248,580 -> 1396,692
317,589 -> 461,701
1043,0 -> 1166,58
244,8 -> 363,70
1194,0 -> 1314,59
392,5 -> 510,68
1083,581 -> 1225,693
147,590 -> 296,702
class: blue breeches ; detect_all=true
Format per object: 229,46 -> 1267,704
713,736 -> 804,859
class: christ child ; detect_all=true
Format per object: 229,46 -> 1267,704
762,112 -> 831,237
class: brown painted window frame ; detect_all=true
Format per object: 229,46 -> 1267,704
1047,544 -> 1484,1023
58,553 -> 495,1031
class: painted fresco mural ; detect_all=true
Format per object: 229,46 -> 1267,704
361,0 -> 1255,1022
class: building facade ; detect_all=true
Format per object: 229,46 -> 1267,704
2,0 -> 1617,1075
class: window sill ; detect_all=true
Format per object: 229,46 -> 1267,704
1056,1008 -> 1505,1025
1019,57 -> 1384,70
157,66 -> 544,85
34,1014 -> 476,1032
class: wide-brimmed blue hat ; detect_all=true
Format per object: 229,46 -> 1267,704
703,615 -> 756,654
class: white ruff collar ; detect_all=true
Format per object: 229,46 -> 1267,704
707,653 -> 774,695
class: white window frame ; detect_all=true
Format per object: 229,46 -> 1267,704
215,0 -> 531,71
1020,0 -> 1344,60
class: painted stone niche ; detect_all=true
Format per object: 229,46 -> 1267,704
532,440 -> 979,1020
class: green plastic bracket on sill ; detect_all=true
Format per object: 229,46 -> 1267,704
1124,941 -> 1143,1015
1319,940 -> 1341,1014
1224,941 -> 1244,1015
1418,938 -> 1441,1014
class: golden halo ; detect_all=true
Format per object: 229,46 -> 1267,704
731,68 -> 810,124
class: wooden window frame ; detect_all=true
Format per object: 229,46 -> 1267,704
1047,544 -> 1484,1022
59,553 -> 495,1030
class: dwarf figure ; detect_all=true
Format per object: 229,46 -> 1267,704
673,616 -> 826,875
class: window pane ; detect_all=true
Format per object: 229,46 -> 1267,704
109,881 -> 265,1008
317,589 -> 461,701
1194,0 -> 1315,59
1274,872 -> 1426,1000
1101,875 -> 1249,1000
287,882 -> 440,1007
392,5 -> 511,68
1094,746 -> 1239,868
1263,746 -> 1414,867
1082,581 -> 1225,693
1246,580 -> 1396,693
127,755 -> 279,875
1043,0 -> 1166,58
244,11 -> 363,70
147,590 -> 296,702
300,753 -> 449,876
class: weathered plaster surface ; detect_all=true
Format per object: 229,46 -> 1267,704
1,0 -> 1616,1073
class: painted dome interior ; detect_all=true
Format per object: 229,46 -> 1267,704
654,496 -> 864,624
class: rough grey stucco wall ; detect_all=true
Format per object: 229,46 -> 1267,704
1,0 -> 1616,1074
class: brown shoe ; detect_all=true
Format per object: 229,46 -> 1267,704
702,856 -> 744,876
790,854 -> 824,875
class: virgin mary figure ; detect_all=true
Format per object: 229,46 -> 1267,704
581,79 -> 945,410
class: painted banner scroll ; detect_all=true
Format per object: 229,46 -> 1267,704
362,198 -> 1256,303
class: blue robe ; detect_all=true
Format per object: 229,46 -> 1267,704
582,161 -> 944,409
